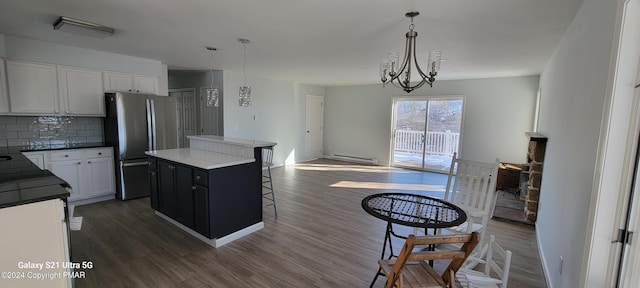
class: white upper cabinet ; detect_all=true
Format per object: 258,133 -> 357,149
134,75 -> 159,94
4,59 -> 160,115
58,66 -> 105,116
104,72 -> 158,94
103,72 -> 134,92
0,59 -> 8,113
6,60 -> 59,114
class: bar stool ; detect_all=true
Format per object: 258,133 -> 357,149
262,147 -> 277,218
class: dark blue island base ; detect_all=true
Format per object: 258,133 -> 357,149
147,146 -> 263,248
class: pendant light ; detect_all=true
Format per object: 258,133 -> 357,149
238,38 -> 252,107
205,46 -> 219,107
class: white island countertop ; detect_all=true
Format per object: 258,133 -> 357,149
145,148 -> 254,170
187,135 -> 276,148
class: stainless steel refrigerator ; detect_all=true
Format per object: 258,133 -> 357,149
104,92 -> 178,200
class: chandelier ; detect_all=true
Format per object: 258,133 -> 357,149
238,38 -> 252,107
205,46 -> 219,107
380,12 -> 442,93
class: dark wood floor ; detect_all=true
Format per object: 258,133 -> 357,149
70,159 -> 546,287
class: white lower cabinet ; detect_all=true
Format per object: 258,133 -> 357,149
48,160 -> 83,201
43,147 -> 116,203
0,199 -> 72,288
86,157 -> 116,197
21,151 -> 45,170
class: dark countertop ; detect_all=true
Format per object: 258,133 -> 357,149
0,143 -> 110,208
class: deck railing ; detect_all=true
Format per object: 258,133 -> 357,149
394,130 -> 460,156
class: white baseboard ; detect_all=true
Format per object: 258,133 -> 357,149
69,194 -> 115,206
325,154 -> 379,165
537,226 -> 553,288
155,211 -> 263,248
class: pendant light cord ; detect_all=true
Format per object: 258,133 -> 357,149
209,49 -> 215,88
242,40 -> 248,86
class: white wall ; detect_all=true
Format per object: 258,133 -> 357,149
535,0 -> 619,286
159,64 -> 169,95
222,71 -> 325,165
2,35 -> 162,77
324,76 -> 539,166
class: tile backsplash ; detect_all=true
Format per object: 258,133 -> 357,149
0,116 -> 104,148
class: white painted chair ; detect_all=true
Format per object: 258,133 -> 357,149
456,235 -> 512,288
442,153 -> 499,245
412,153 -> 499,267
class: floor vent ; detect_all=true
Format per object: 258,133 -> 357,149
331,154 -> 378,165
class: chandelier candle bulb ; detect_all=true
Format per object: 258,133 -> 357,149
428,50 -> 441,74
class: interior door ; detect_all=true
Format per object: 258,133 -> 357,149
181,90 -> 197,142
617,135 -> 640,287
391,97 -> 464,172
305,95 -> 324,160
170,89 -> 197,147
617,55 -> 640,287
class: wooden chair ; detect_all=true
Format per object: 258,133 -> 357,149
377,232 -> 480,288
456,235 -> 512,288
442,153 -> 499,245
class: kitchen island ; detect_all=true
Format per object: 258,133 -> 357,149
146,136 -> 276,248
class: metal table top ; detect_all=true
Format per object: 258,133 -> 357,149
361,193 -> 467,229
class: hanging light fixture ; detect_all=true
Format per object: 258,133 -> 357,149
53,16 -> 115,39
205,46 -> 219,107
238,38 -> 252,107
380,12 -> 442,93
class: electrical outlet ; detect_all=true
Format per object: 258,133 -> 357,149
559,256 -> 564,275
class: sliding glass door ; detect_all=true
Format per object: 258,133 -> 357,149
391,96 -> 464,172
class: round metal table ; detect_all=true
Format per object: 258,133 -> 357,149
362,193 -> 467,258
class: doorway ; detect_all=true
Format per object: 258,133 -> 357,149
616,46 -> 640,287
305,95 -> 324,160
169,88 -> 197,148
391,96 -> 464,172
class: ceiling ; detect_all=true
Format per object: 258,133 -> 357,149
0,0 -> 584,86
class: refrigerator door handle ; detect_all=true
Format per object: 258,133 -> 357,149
150,99 -> 158,151
122,161 -> 150,167
146,98 -> 154,151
